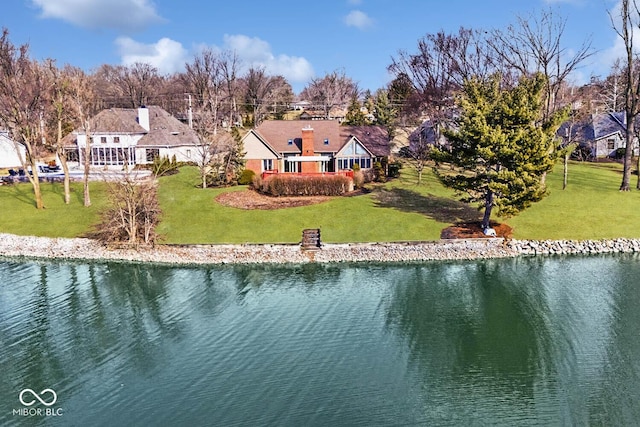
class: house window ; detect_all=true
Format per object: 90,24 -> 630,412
324,139 -> 329,145
100,136 -> 107,144
65,148 -> 79,163
288,139 -> 293,145
186,149 -> 191,159
114,136 -> 120,143
607,139 -> 615,150
338,156 -> 371,170
146,149 -> 160,162
263,159 -> 273,171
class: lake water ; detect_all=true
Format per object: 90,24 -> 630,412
1,255 -> 640,426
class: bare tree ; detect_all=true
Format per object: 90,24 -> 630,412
67,67 -> 98,206
93,63 -> 163,108
219,50 -> 242,128
90,176 -> 161,247
182,48 -> 224,133
0,29 -> 46,209
192,109 -> 236,188
490,9 -> 594,119
241,67 -> 293,125
43,60 -> 75,204
389,28 -> 499,129
610,0 -> 640,190
300,70 -> 359,119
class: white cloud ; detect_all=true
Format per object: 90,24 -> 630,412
116,37 -> 187,74
344,10 -> 374,30
220,34 -> 314,83
114,33 -> 314,83
31,0 -> 164,31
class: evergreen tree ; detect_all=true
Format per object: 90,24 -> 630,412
373,89 -> 397,139
344,96 -> 369,125
431,73 -> 564,230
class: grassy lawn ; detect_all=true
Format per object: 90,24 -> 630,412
505,161 -> 640,240
1,160 -> 639,243
156,166 -> 458,244
0,181 -> 108,237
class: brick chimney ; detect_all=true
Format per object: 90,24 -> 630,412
302,126 -> 314,156
301,126 -> 317,173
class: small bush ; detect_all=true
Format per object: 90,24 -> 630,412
353,170 -> 364,188
261,175 -> 351,196
388,161 -> 402,178
149,155 -> 179,176
373,161 -> 386,182
251,173 -> 263,190
611,147 -> 627,160
238,169 -> 256,185
352,163 -> 361,172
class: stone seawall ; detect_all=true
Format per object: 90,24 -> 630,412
0,233 -> 639,266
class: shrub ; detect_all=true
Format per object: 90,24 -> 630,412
238,169 -> 256,185
89,178 -> 160,247
251,173 -> 263,190
353,170 -> 364,188
150,155 -> 179,176
261,175 -> 351,196
388,161 -> 402,178
612,147 -> 626,160
373,161 -> 386,182
352,163 -> 361,172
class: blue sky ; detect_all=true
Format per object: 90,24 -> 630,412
1,0 -> 625,94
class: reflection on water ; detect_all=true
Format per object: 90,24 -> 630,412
1,255 -> 640,426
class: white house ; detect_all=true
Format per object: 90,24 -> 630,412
64,106 -> 199,167
0,131 -> 26,169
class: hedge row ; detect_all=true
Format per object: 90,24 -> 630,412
260,175 -> 352,196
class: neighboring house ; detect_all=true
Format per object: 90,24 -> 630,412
63,106 -> 199,167
408,119 -> 449,149
0,131 -> 26,168
558,112 -> 639,158
242,120 -> 390,175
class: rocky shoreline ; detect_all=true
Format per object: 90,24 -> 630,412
1,233 -> 640,266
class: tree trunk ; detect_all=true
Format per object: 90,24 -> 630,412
563,153 -> 569,190
83,139 -> 91,207
637,153 -> 640,190
57,119 -> 71,204
482,190 -> 494,230
19,138 -> 44,209
620,113 -> 634,191
59,154 -> 71,204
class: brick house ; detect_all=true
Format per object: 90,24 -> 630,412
241,120 -> 390,176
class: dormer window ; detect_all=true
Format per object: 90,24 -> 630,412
324,139 -> 329,145
288,139 -> 293,145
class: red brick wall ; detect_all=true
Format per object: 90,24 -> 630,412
301,127 -> 317,173
245,159 -> 263,174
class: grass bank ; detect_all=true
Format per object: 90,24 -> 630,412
1,161 -> 639,243
0,181 -> 107,237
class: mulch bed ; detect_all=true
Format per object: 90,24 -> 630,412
440,222 -> 513,239
215,190 -> 333,210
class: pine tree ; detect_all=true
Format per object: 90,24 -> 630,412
432,73 -> 564,230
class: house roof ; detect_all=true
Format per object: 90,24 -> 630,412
592,112 -> 625,140
63,106 -> 198,147
556,111 -> 630,146
252,120 -> 390,157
